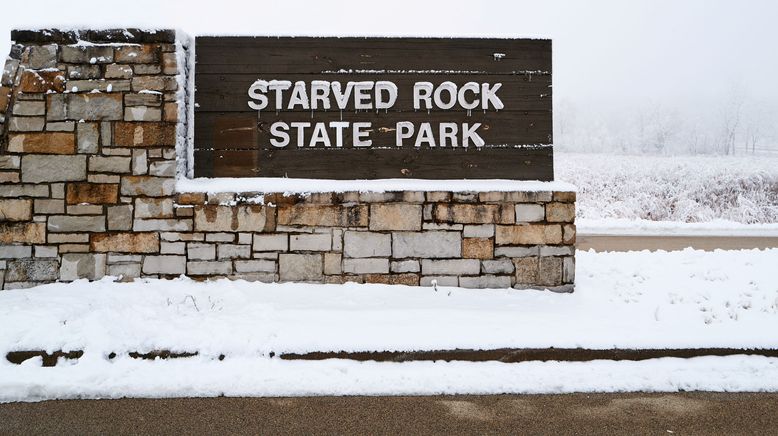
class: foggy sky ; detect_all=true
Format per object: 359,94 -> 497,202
2,0 -> 776,146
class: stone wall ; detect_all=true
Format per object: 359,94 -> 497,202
0,29 -> 576,291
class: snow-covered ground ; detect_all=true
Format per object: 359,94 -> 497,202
1,248 -> 777,401
557,153 -> 778,225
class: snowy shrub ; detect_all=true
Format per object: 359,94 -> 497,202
556,153 -> 778,223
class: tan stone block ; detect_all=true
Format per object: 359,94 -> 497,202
553,191 -> 577,203
90,232 -> 160,253
194,205 -> 272,232
563,224 -> 576,245
495,224 -> 563,245
66,183 -> 119,205
277,204 -> 368,227
0,222 -> 45,244
114,122 -> 176,147
162,52 -> 178,75
369,204 -> 421,231
433,203 -> 500,224
478,192 -> 505,202
7,132 -> 75,154
18,70 -> 65,93
163,102 -> 178,122
0,199 -> 32,221
538,256 -> 563,287
546,202 -> 576,223
0,172 -> 20,183
177,192 -> 207,205
462,237 -> 493,259
115,45 -> 159,63
513,257 -> 538,285
0,86 -> 11,113
324,253 -> 342,275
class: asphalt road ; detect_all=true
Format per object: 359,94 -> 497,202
577,234 -> 778,252
1,393 -> 777,435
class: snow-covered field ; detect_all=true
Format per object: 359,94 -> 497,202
557,153 -> 778,224
1,248 -> 777,401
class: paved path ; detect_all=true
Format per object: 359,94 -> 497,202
1,393 -> 777,435
578,234 -> 778,251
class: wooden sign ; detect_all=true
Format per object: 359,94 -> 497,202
194,37 -> 552,180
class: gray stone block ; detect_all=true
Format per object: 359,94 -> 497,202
563,256 -> 575,284
187,261 -> 232,275
59,253 -> 106,281
13,101 -> 45,116
107,205 -> 133,231
28,44 -> 58,69
390,260 -> 420,273
0,245 -> 32,259
463,224 -> 494,238
65,94 -> 123,121
235,260 -> 276,273
392,231 -> 461,259
124,106 -> 162,121
459,275 -> 512,289
515,204 -> 545,223
421,259 -> 480,275
481,259 -> 514,274
160,242 -> 185,255
5,260 -> 58,282
108,263 -> 141,280
77,123 -> 100,153
343,258 -> 389,274
218,244 -> 251,259
34,246 -> 58,258
21,155 -> 86,183
132,219 -> 192,232
188,243 -> 215,260
90,156 -> 131,173
149,160 -> 176,177
540,246 -> 575,257
344,231 -> 391,258
9,116 -> 45,132
142,255 -> 186,275
279,253 -> 323,282
324,253 -> 342,275
48,215 -> 105,232
420,276 -> 458,287
494,245 -> 539,258
253,234 -> 288,252
290,233 -> 332,252
60,46 -> 114,64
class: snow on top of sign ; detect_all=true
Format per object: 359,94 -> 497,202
176,177 -> 576,194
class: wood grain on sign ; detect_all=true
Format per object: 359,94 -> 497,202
194,37 -> 553,180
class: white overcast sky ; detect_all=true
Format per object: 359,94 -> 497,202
2,0 -> 777,116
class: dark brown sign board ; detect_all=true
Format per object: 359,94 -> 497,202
194,37 -> 552,180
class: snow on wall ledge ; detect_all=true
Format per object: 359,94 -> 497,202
0,29 -> 575,291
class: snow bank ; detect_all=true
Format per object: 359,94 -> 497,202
557,153 -> 778,224
1,247 -> 777,400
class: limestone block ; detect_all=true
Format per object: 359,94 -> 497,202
420,276 -> 458,287
9,132 -> 75,153
495,225 -> 563,246
76,123 -> 100,153
0,199 -> 32,221
217,244 -> 251,259
106,205 -> 133,231
108,263 -> 141,280
13,100 -> 45,116
46,121 -> 75,132
160,242 -> 185,255
67,65 -> 101,80
114,122 -> 176,146
369,204 -> 422,231
563,224 -> 577,244
481,259 -> 514,274
279,253 -> 323,281
515,204 -> 545,223
277,204 -> 368,227
540,246 -> 574,256
433,204 -> 500,224
34,246 -> 58,258
194,205 -> 270,232
391,231 -> 461,259
115,45 -> 159,63
9,117 -> 46,132
105,64 -> 133,79
235,260 -> 276,273
504,191 -> 552,203
185,243 -> 213,261
135,197 -> 174,218
22,154 -> 85,183
0,156 -> 20,169
59,253 -> 107,281
89,156 -> 131,173
290,233 -> 332,252
459,275 -> 512,289
0,223 -> 45,244
390,260 -> 420,273
132,219 -> 192,232
65,94 -> 123,121
90,232 -> 159,253
343,231 -> 391,258
421,259 -> 480,275
0,245 -> 32,258
343,258 -> 389,274
563,256 -> 575,284
60,45 -> 113,64
148,160 -> 176,177
463,224 -> 494,238
142,255 -> 186,275
554,191 -> 577,203
323,253 -> 342,275
545,202 -> 575,223
66,183 -> 119,204
48,215 -> 105,232
462,237 -> 493,259
253,234 -> 288,252
120,176 -> 175,196
187,261 -> 232,275
124,106 -> 162,121
27,44 -> 58,69
494,246 -> 539,258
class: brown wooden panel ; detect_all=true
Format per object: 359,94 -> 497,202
195,37 -> 551,74
194,111 -> 552,150
193,36 -> 553,180
194,147 -> 553,180
195,73 -> 551,113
